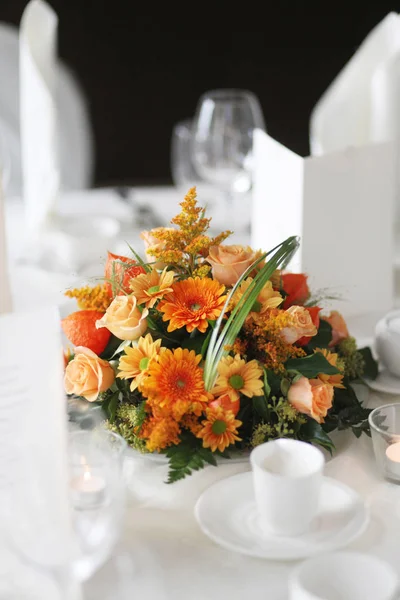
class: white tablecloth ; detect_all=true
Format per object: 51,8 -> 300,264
4,187 -> 400,599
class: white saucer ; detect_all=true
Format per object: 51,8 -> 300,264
195,472 -> 369,560
365,369 -> 400,395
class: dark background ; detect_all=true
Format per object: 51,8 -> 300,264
1,0 -> 398,186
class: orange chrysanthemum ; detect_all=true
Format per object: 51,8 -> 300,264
197,406 -> 242,452
212,354 -> 264,401
130,267 -> 175,308
158,277 -> 227,333
117,333 -> 163,391
314,348 -> 345,388
140,347 -> 212,420
140,415 -> 181,452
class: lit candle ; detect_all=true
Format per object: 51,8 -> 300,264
385,441 -> 400,479
70,465 -> 106,508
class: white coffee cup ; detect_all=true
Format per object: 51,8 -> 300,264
289,551 -> 399,600
375,310 -> 400,377
250,439 -> 324,537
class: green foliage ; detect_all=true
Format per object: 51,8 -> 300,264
285,353 -> 340,378
250,395 -> 306,447
337,337 -> 366,380
322,384 -> 371,438
299,419 -> 335,454
305,320 -> 333,350
166,436 -> 217,483
358,347 -> 379,380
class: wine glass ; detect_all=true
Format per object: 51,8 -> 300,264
190,89 -> 266,230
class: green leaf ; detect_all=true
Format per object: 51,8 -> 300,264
109,339 -> 132,359
252,395 -> 270,421
263,368 -> 271,399
166,440 -> 217,483
135,400 -> 148,433
126,242 -> 152,273
300,419 -> 335,454
285,353 -> 340,378
305,320 -> 332,350
280,378 -> 291,396
358,347 -> 379,380
181,331 -> 210,357
103,391 -> 119,423
264,369 -> 282,395
100,334 -> 126,360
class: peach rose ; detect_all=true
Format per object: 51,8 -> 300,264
96,295 -> 148,340
207,244 -> 258,286
64,346 -> 115,402
321,310 -> 349,347
140,227 -> 174,269
288,376 -> 334,423
280,306 -> 318,344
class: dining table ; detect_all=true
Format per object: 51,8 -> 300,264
4,185 -> 400,599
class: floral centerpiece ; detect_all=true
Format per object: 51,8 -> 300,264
63,188 -> 378,482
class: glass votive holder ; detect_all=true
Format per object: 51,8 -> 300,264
369,403 -> 400,483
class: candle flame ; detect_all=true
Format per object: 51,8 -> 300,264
83,466 -> 92,482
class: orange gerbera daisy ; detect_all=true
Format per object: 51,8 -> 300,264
141,347 -> 212,420
197,406 -> 242,452
314,348 -> 345,388
117,333 -> 163,391
229,278 -> 282,315
158,277 -> 226,333
130,267 -> 175,308
212,354 -> 264,401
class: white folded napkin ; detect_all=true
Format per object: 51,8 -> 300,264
20,0 -> 59,234
310,13 -> 400,155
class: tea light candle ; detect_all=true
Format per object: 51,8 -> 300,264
385,441 -> 400,479
70,466 -> 106,508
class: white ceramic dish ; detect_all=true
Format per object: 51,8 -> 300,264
365,369 -> 400,395
195,471 -> 369,560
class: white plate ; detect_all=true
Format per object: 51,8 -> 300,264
365,369 -> 400,395
195,472 -> 369,560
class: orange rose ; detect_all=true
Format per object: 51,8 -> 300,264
64,346 -> 115,402
96,295 -> 148,341
209,393 -> 240,417
288,376 -> 334,423
104,251 -> 146,297
321,310 -> 349,347
207,244 -> 257,286
280,306 -> 318,344
296,306 -> 321,347
281,273 -> 310,308
140,227 -> 174,269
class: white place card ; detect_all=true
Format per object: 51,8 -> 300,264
0,307 -> 79,596
251,129 -> 396,318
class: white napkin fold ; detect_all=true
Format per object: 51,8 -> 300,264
20,0 -> 59,234
310,13 -> 400,156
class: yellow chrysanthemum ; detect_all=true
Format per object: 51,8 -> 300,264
158,277 -> 227,333
140,415 -> 181,452
197,406 -> 242,452
141,347 -> 212,420
130,267 -> 175,308
229,277 -> 282,315
117,334 -> 163,391
314,348 -> 345,389
212,354 -> 264,401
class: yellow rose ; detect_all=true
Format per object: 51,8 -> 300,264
64,346 -> 115,402
140,227 -> 174,269
207,244 -> 258,286
281,306 -> 318,344
96,295 -> 148,340
288,377 -> 334,424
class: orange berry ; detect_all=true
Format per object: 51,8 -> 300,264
61,310 -> 111,356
